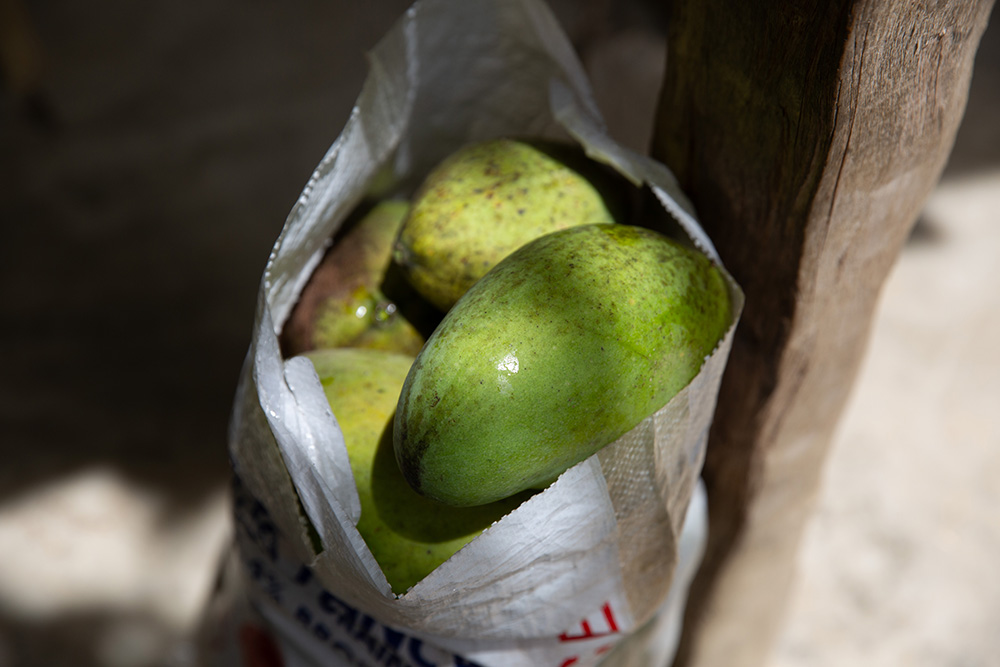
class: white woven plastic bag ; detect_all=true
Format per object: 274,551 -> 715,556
217,1 -> 743,665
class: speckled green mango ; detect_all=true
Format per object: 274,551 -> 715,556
281,200 -> 428,357
393,138 -> 620,311
305,348 -> 531,594
394,224 -> 732,507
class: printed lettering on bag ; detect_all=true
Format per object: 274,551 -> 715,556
231,474 -> 628,667
232,475 -> 488,667
556,602 -> 622,666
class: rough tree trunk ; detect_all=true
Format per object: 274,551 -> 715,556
651,2 -> 996,666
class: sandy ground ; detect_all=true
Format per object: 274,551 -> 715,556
0,2 -> 997,666
772,170 -> 1000,667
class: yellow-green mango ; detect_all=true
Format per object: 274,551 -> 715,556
393,138 -> 620,311
394,224 -> 732,507
305,348 -> 531,594
282,200 -> 429,357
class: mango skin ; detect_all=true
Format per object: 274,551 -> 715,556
281,200 -> 430,357
394,224 -> 732,507
304,348 -> 531,594
393,139 -> 619,311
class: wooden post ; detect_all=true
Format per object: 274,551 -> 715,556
651,2 -> 996,666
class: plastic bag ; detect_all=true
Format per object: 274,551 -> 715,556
207,1 -> 743,665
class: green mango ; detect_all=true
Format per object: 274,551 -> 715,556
304,348 -> 531,594
394,224 -> 732,507
281,200 -> 430,358
393,138 -> 621,311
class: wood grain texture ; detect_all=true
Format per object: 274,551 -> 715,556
651,2 -> 996,666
